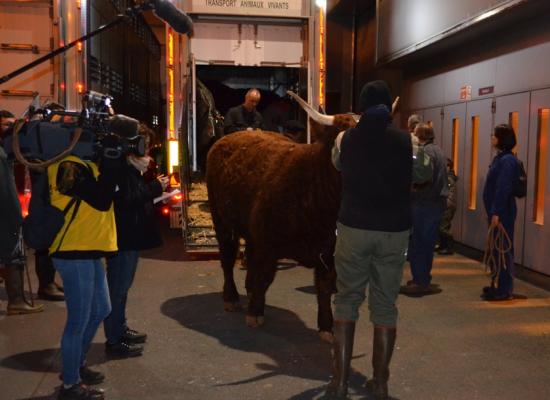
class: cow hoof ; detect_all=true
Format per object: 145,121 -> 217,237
319,331 -> 334,343
245,315 -> 265,328
224,302 -> 242,312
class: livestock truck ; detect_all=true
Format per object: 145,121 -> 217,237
175,0 -> 328,253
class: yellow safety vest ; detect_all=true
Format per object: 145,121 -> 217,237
48,156 -> 117,255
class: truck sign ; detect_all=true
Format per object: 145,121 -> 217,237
185,0 -> 305,17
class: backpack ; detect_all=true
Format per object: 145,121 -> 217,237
412,144 -> 434,185
22,170 -> 80,251
513,158 -> 527,199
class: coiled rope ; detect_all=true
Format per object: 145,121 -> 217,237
482,223 -> 513,289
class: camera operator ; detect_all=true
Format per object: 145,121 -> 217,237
103,123 -> 167,358
0,109 -> 44,315
49,136 -> 124,400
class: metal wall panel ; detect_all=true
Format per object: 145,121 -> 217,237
461,99 -> 493,250
469,59 -> 497,101
443,67 -> 469,106
407,73 -> 445,109
407,40 -> 550,111
523,88 -> 550,275
495,92 -> 530,264
442,103 -> 467,240
495,40 -> 550,95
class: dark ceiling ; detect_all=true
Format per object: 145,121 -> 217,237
328,0 -> 375,16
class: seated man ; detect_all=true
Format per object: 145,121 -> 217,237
224,89 -> 263,134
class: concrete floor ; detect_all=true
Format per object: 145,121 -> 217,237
1,251 -> 549,400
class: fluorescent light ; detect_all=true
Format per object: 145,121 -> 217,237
315,0 -> 326,9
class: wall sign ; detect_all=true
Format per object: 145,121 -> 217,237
184,0 -> 306,17
460,85 -> 472,101
478,86 -> 494,96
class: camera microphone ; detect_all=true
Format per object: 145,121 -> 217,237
150,0 -> 193,35
109,114 -> 139,138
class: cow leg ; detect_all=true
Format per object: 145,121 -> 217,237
244,244 -> 254,298
315,252 -> 337,343
212,214 -> 241,311
246,251 -> 277,328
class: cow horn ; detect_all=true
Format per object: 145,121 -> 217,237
287,91 -> 335,126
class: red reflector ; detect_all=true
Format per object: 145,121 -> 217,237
18,192 -> 30,217
162,207 -> 170,215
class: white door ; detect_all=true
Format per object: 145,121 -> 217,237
442,103 -> 466,241
523,88 -> 550,276
495,92 -> 530,264
461,99 -> 493,250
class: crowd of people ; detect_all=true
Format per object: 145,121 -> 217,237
0,79 -> 523,400
325,80 -> 522,400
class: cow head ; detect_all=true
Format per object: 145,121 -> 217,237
287,91 -> 359,146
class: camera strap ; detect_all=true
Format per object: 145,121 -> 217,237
53,162 -> 92,252
54,197 -> 82,253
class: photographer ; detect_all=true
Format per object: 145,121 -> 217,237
1,109 -> 44,315
104,123 -> 166,357
49,139 -> 123,399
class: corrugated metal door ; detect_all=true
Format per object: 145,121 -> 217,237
442,103 -> 466,241
461,99 -> 492,250
495,92 -> 530,264
523,88 -> 550,276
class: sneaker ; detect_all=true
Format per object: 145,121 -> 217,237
122,328 -> 147,344
59,367 -> 105,385
58,383 -> 104,400
105,341 -> 143,358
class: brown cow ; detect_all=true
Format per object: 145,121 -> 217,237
206,93 -> 358,342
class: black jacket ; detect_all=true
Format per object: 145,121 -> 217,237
224,105 -> 263,134
113,163 -> 163,251
0,147 -> 22,258
338,112 -> 412,232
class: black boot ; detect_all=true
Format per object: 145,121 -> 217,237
5,265 -> 44,315
324,320 -> 355,399
367,325 -> 396,400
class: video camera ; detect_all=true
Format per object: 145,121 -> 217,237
2,91 -> 145,163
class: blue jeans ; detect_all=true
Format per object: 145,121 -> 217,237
52,258 -> 111,385
104,250 -> 139,344
409,201 -> 445,286
492,216 -> 515,296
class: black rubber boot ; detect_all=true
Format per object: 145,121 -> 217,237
5,265 -> 44,315
324,320 -> 355,399
368,325 -> 396,400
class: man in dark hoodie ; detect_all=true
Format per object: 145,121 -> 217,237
326,81 -> 411,400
